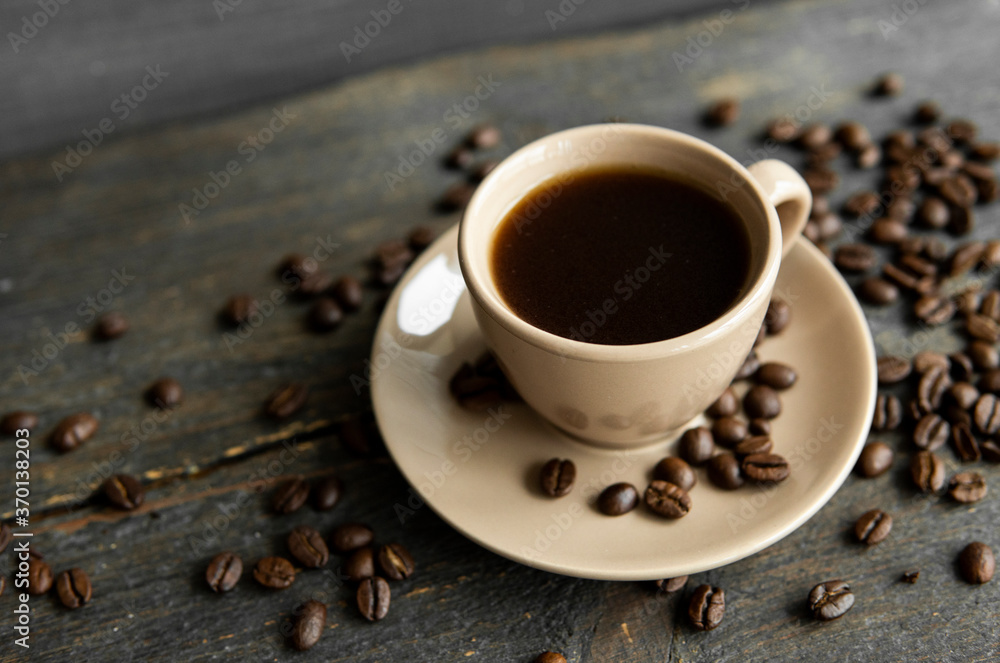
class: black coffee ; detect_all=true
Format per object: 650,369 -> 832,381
491,166 -> 752,345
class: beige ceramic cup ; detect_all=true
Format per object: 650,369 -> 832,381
458,123 -> 811,448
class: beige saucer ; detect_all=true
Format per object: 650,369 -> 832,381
371,224 -> 876,581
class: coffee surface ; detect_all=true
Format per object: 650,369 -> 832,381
491,166 -> 752,345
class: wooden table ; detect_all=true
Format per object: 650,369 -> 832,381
2,0 -> 998,660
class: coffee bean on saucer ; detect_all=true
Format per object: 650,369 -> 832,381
223,295 -> 257,325
741,453 -> 789,482
331,275 -> 363,311
147,377 -> 183,409
706,388 -> 738,418
598,483 -> 639,516
704,98 -> 740,127
688,585 -> 725,631
913,101 -> 941,124
765,298 -> 791,335
734,351 -> 761,380
872,394 -> 902,431
206,552 -> 243,593
958,542 -> 995,584
678,427 -> 715,466
798,124 -> 832,150
652,458 -> 696,491
809,580 -> 854,620
272,477 -> 310,514
378,543 -> 415,581
655,576 -> 688,593
754,363 -> 797,390
291,600 -> 327,651
712,417 -> 747,447
834,244 -> 876,272
914,295 -> 956,326
913,414 -> 949,451
855,509 -> 892,545
733,435 -> 773,458
264,383 -> 309,419
949,472 -> 987,503
27,558 -> 53,595
254,556 -> 295,589
749,418 -> 771,436
309,297 -> 344,332
55,568 -> 92,609
313,476 -> 343,511
95,311 -> 129,340
911,450 -> 945,493
288,525 -> 330,569
744,385 -> 781,419
345,547 -> 376,583
332,523 -> 374,553
103,474 -> 145,510
51,412 -> 99,453
644,481 -> 691,519
1,411 -> 38,435
856,441 -> 893,478
540,458 -> 575,497
951,422 -> 981,462
707,454 -> 744,490
858,277 -> 899,305
358,577 -> 391,621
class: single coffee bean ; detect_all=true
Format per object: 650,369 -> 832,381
914,295 -> 956,326
704,98 -> 740,127
534,653 -> 567,663
945,118 -> 977,144
0,522 -> 11,554
712,417 -> 747,447
812,212 -> 843,241
949,472 -> 987,503
540,458 -> 576,497
856,144 -> 881,169
27,558 -> 53,595
678,426 -> 715,466
983,240 -> 1000,267
951,422 -> 981,462
206,552 -> 243,593
911,450 -> 945,492
767,117 -> 800,143
291,600 -> 327,651
969,341 -> 1000,371
918,367 -> 952,414
741,453 -> 790,482
278,253 -> 317,281
95,311 -> 129,339
688,585 -> 725,631
654,576 -> 688,593
339,416 -> 373,455
450,367 -> 503,411
272,477 -> 310,514
147,377 -> 183,409
309,297 -> 344,331
358,577 -> 391,621
297,270 -> 334,296
598,483 -> 640,516
980,369 -> 1000,394
223,295 -> 257,325
809,580 -> 855,620
873,72 -> 904,96
948,205 -> 975,236
312,476 -> 343,511
744,385 -> 781,419
948,382 -> 980,410
470,160 -> 499,182
288,525 -> 330,569
653,458 -> 696,491
103,474 -> 145,510
974,393 -> 1000,434
944,404 -> 973,428
914,351 -> 949,375
872,394 -> 903,431
982,439 -> 1000,463
842,191 -> 882,218
253,556 -> 296,589
835,121 -> 872,151
913,100 -> 940,124
733,435 -> 773,457
886,196 -> 916,222
917,125 -> 951,151
869,218 -> 908,245
378,543 -> 415,581
264,383 -> 309,419
0,411 -> 38,435
707,454 -> 744,490
765,298 -> 791,335
798,124 -> 833,150
967,314 -> 1000,343
706,388 -> 738,418
345,547 -> 376,583
55,568 -> 92,609
734,351 -> 761,379
913,414 -> 950,451
950,242 -> 986,276
834,243 -> 876,272
466,124 -> 501,149
980,290 -> 1000,321
951,352 -> 976,383
51,412 -> 99,453
970,142 -> 1000,162
811,196 -> 831,217
331,275 -> 364,311
856,442 -> 894,478
855,509 -> 892,545
444,144 -> 474,169
375,239 -> 414,270
755,363 -> 797,390
958,542 -> 995,584
858,277 -> 899,305
749,418 -> 771,435
331,523 -> 374,553
437,182 -> 475,212
644,480 -> 692,519
916,197 -> 949,229
883,263 -> 934,295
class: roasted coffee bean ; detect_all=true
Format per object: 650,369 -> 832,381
952,422 -> 981,462
345,547 -> 376,583
375,239 -> 414,270
914,295 -> 956,326
755,363 -> 797,390
843,191 -> 882,218
312,476 -> 342,511
974,393 -> 1000,435
291,600 -> 327,651
744,385 -> 781,419
331,523 -> 374,553
901,571 -> 920,584
466,124 -> 501,149
971,142 -> 1000,162
534,653 -> 568,663
980,291 -> 1000,322
678,426 -> 715,466
0,522 -> 11,554
27,558 -> 53,595
688,585 -> 725,631
949,472 -> 987,503
444,145 -> 474,169
835,121 -> 872,151
945,119 -> 977,144
51,412 -> 99,453
765,298 -> 791,334
809,580 -> 855,620
264,383 -> 309,419
948,382 -> 980,410
811,196 -> 831,217
899,254 -> 937,278
754,324 -> 767,347
470,160 -> 499,182
957,292 -> 982,317
802,219 -> 822,243
704,98 -> 740,126
254,556 -> 295,589
206,552 -> 243,593
948,205 -> 975,236
297,270 -> 334,296
598,483 -> 640,516
1,411 -> 38,435
749,418 -> 771,436
375,261 -> 407,287
911,450 -> 946,492
977,177 -> 999,203
873,72 -> 904,96
734,351 -> 761,379
914,351 -> 949,375
979,369 -> 1000,394
856,144 -> 882,169
950,242 -> 986,276
103,474 -> 145,510
706,388 -> 738,418
950,353 -> 975,383
882,263 -> 934,294
806,144 -> 842,168
358,577 -> 391,621
405,227 -> 436,253
917,126 -> 952,152
859,277 -> 899,305
856,441 -> 894,478
940,175 -> 979,209
95,311 -> 129,340
309,297 -> 344,331
288,525 -> 329,569
913,101 -> 941,124
146,377 -> 183,409
886,196 -> 916,222
55,568 -> 92,609
982,440 -> 1000,463
969,341 -> 1000,371
450,364 -> 503,411
958,542 -> 995,584
278,253 -> 317,281
653,458 -> 696,491
967,314 -> 1000,343
913,414 -> 950,451
834,244 -> 876,272
944,404 -> 973,428
331,275 -> 364,311
644,481 -> 692,519
915,197 -> 949,229
272,477 -> 309,514
437,182 -> 476,212
741,453 -> 790,482
798,124 -> 832,150
540,458 -> 576,497
223,295 -> 257,325
877,356 -> 912,384
734,435 -> 773,458
886,165 -> 921,193
766,117 -> 800,143
379,543 -> 415,581
712,417 -> 747,447
855,509 -> 892,545
918,367 -> 951,413
707,454 -> 744,490
872,394 -> 903,431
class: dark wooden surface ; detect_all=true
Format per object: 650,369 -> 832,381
2,0 -> 1000,661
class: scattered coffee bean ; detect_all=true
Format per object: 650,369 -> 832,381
707,454 -> 744,490
798,124 -> 833,150
980,290 -> 1000,322
899,254 -> 937,279
206,552 -> 243,593
835,122 -> 872,151
949,472 -> 987,503
983,439 -> 1000,463
55,568 -> 92,609
378,543 -> 415,581
712,417 -> 747,447
288,525 -> 330,569
918,367 -> 951,414
598,483 -> 640,516
358,576 -> 391,621
809,580 -> 854,620
345,547 -> 376,583
948,205 -> 975,235
856,441 -> 894,478
223,295 -> 257,325
470,160 -> 499,182
741,453 -> 790,483
970,142 -> 1000,162
254,556 -> 296,589
911,450 -> 945,492
913,101 -> 940,124
704,98 -> 740,127
950,242 -> 986,276
974,393 -> 1000,435
27,558 -> 53,595
688,585 -> 725,631
644,481 -> 692,519
1,411 -> 38,435
813,212 -> 843,240
886,196 -> 915,222
272,477 -> 310,514
744,385 -> 782,419
734,435 -> 773,457
914,352 -> 949,375
340,416 -> 374,456
872,394 -> 903,431
678,427 -> 715,466
51,412 -> 99,453
914,197 -> 949,229
331,275 -> 364,311
834,243 -> 876,272
807,143 -> 842,168
948,382 -> 980,410
291,600 -> 327,651
95,311 -> 129,340
297,270 -> 334,296
312,476 -> 343,511
855,509 -> 892,545
945,119 -> 977,144
445,145 -> 474,169
958,542 -> 995,584
843,191 -> 882,218
0,522 -> 11,554
950,352 -> 975,383
466,124 -> 501,149
147,377 -> 183,409
914,295 -> 956,326
869,218 -> 908,244
901,571 -> 920,584
765,298 -> 791,334
103,474 -> 145,510
749,418 -> 771,436
734,351 -> 761,379
534,653 -> 567,663
913,414 -> 950,451
883,263 -> 934,294
331,523 -> 374,553
755,363 -> 797,390
655,576 -> 688,593
540,458 -> 576,497
873,72 -> 904,96
766,117 -> 800,143
969,341 -> 1000,371
264,383 -> 309,419
856,144 -> 882,169
859,277 -> 899,305
706,388 -> 738,418
967,314 -> 1000,343
309,297 -> 343,331
979,369 -> 1000,394
653,458 -> 696,491
951,422 -> 981,462
437,182 -> 476,212
278,254 -> 317,281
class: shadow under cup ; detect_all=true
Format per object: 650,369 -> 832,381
458,124 -> 783,448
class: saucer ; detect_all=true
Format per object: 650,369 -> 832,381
370,224 -> 876,581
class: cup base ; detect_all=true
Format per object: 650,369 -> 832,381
540,415 -> 698,453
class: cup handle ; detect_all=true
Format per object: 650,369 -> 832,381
747,159 -> 812,257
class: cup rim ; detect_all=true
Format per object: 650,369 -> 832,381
458,123 -> 782,363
